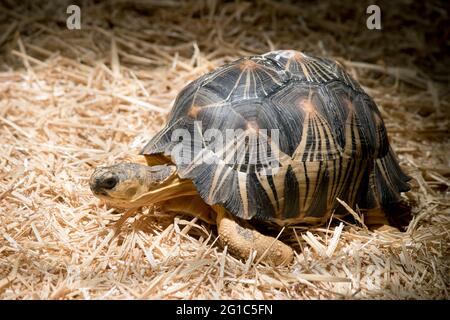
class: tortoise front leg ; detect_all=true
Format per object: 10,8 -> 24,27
160,196 -> 215,224
214,206 -> 294,266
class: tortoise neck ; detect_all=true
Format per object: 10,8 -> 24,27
130,166 -> 198,207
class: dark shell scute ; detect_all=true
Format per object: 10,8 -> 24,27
141,50 -> 410,224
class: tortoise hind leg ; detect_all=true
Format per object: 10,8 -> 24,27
214,205 -> 294,266
363,203 -> 412,232
368,147 -> 412,230
364,207 -> 396,231
358,147 -> 412,231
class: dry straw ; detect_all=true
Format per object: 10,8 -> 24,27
0,0 -> 449,299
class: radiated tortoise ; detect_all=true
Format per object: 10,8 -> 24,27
90,50 -> 411,266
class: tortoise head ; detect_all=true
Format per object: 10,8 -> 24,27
89,163 -> 177,208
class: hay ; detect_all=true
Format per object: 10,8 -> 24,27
0,0 -> 449,299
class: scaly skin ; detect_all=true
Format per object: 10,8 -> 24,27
90,162 -> 294,265
214,205 -> 294,266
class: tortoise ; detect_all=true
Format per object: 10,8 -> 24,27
89,50 -> 411,266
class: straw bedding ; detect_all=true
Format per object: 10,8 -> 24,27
0,0 -> 449,299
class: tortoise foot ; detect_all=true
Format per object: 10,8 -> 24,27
215,207 -> 293,266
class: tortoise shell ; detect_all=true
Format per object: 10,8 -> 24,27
141,50 -> 410,225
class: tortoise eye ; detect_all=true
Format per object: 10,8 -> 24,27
101,177 -> 118,190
